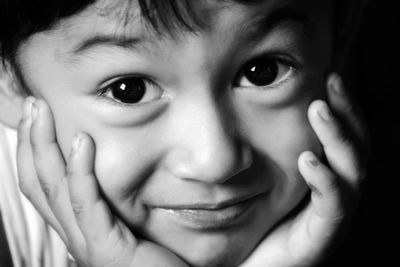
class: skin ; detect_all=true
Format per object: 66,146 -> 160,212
0,0 -> 367,266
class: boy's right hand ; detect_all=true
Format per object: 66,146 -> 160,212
17,98 -> 188,267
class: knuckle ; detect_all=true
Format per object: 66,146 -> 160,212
71,202 -> 85,216
38,179 -> 55,200
343,151 -> 367,185
29,137 -> 40,151
330,208 -> 347,224
324,172 -> 340,192
335,130 -> 350,145
343,103 -> 356,116
66,163 -> 77,176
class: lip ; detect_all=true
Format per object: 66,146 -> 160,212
151,193 -> 265,230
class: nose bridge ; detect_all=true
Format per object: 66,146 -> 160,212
165,91 -> 248,183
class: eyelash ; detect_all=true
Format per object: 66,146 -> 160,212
95,54 -> 300,106
96,76 -> 165,107
234,54 -> 299,90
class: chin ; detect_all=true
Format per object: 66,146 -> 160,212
143,209 -> 269,267
176,233 -> 255,267
138,192 -> 295,267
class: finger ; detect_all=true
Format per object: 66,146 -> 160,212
326,73 -> 368,146
16,97 -> 67,241
29,99 -> 83,244
297,151 -> 350,255
66,133 -> 128,246
308,100 -> 365,190
30,99 -> 67,190
298,151 -> 344,220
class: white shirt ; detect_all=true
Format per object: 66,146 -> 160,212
0,123 -> 71,267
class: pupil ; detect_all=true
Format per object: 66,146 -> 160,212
243,58 -> 278,86
112,78 -> 146,103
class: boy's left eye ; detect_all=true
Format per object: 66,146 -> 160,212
98,77 -> 164,105
235,56 -> 294,88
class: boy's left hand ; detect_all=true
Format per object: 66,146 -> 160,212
240,74 -> 369,267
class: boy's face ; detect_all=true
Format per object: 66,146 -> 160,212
15,0 -> 332,266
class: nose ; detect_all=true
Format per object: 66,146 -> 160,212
163,93 -> 252,184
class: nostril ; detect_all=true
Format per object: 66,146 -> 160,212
224,145 -> 253,181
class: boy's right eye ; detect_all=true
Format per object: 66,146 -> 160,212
98,77 -> 164,105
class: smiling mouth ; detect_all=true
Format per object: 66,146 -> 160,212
151,193 -> 266,230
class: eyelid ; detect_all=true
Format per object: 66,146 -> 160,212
264,54 -> 300,70
247,50 -> 302,69
258,66 -> 297,90
235,54 -> 300,90
97,74 -> 151,92
238,67 -> 296,91
96,76 -> 165,107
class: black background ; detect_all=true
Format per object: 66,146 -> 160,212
324,0 -> 399,266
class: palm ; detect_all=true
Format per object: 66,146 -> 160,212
240,200 -> 342,267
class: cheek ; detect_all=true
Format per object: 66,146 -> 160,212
49,102 -> 157,224
48,103 -> 145,202
241,98 -> 321,210
267,109 -> 319,209
94,137 -> 147,197
265,110 -> 320,172
243,99 -> 321,172
88,127 -> 162,225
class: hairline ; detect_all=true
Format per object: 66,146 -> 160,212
6,0 -> 365,95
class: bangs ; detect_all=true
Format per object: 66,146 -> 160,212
137,0 -> 263,34
0,0 -> 256,60
138,0 -> 202,34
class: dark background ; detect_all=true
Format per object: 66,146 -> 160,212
325,0 -> 399,266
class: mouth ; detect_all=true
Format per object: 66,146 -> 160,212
150,193 -> 266,230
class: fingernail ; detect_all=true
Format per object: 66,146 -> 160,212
329,74 -> 344,95
31,102 -> 38,122
305,152 -> 319,168
71,134 -> 82,154
317,103 -> 333,122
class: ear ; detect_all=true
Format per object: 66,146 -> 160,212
0,61 -> 25,129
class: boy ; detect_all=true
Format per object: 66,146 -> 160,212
0,0 -> 368,266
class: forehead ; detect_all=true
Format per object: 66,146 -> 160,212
53,0 -> 331,39
18,0 -> 333,65
15,0 -> 333,98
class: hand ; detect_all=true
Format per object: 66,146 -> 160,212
239,74 -> 369,267
16,98 -> 188,267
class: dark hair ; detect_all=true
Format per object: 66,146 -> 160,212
0,0 -> 254,62
0,0 -> 367,67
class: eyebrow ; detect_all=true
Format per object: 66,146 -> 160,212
71,5 -> 314,55
72,35 -> 144,54
242,6 -> 314,40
